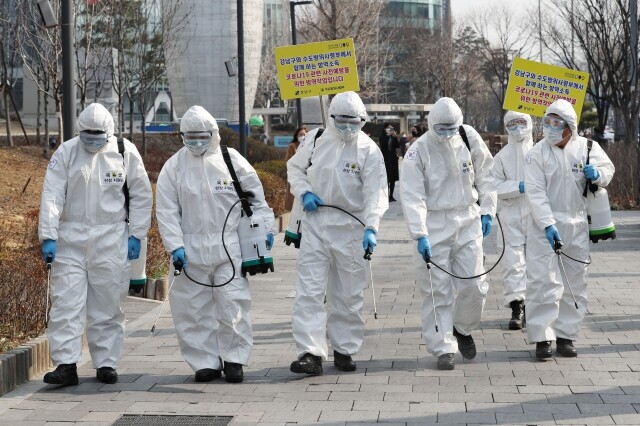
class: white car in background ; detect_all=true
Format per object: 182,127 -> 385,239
603,128 -> 615,142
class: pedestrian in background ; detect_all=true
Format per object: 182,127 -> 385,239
285,126 -> 308,211
379,123 -> 400,202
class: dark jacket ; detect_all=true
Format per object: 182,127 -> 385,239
379,132 -> 400,182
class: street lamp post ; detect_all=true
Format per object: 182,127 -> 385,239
237,0 -> 247,157
61,0 -> 75,142
290,1 -> 312,128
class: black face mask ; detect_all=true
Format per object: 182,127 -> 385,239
411,130 -> 418,137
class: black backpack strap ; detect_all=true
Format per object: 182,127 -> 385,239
118,138 -> 129,218
459,125 -> 471,153
309,127 -> 324,167
221,145 -> 253,217
583,139 -> 598,197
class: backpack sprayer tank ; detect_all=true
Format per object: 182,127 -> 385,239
238,209 -> 274,276
586,186 -> 616,243
284,196 -> 304,248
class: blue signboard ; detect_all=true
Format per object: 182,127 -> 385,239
274,136 -> 290,148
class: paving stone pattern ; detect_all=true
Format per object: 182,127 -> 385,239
1,193 -> 639,425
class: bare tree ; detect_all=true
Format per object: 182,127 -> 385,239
471,4 -> 535,120
15,1 -> 63,157
297,0 -> 395,102
0,0 -> 20,147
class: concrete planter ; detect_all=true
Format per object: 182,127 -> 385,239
0,335 -> 52,397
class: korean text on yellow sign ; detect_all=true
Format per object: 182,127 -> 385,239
503,57 -> 590,120
274,38 -> 359,100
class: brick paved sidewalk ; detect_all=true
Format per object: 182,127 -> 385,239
1,203 -> 639,425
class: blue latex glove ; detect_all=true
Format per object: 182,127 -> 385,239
519,181 -> 525,193
545,224 -> 561,251
42,239 -> 56,263
266,233 -> 274,250
172,247 -> 187,269
584,164 -> 599,181
128,236 -> 141,260
417,236 -> 432,262
362,229 -> 377,252
302,192 -> 323,212
481,215 -> 492,237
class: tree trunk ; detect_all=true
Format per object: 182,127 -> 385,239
44,94 -> 50,158
3,90 -> 13,148
128,96 -> 134,142
36,89 -> 41,147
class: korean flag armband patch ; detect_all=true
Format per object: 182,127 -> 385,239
405,150 -> 417,161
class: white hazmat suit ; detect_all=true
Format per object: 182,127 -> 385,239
491,111 -> 533,311
156,106 -> 275,374
287,92 -> 388,363
39,103 -> 152,369
400,97 -> 496,360
524,99 -> 614,345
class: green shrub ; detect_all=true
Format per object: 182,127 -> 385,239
256,170 -> 287,217
254,160 -> 288,182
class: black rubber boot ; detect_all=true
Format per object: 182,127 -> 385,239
437,353 -> 455,370
453,327 -> 477,359
43,363 -> 79,386
556,338 -> 578,357
96,367 -> 118,384
333,351 -> 356,372
223,362 -> 244,383
536,341 -> 553,360
509,300 -> 525,330
195,368 -> 222,382
290,353 -> 323,376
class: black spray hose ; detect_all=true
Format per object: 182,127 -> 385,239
182,199 -> 243,288
423,214 -> 506,280
318,204 -> 366,227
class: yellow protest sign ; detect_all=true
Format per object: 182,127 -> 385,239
274,38 -> 359,100
503,57 -> 590,120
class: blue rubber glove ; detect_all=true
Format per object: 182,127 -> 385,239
481,215 -> 492,237
584,164 -> 599,181
42,239 -> 56,263
302,192 -> 323,212
519,181 -> 525,193
363,229 -> 377,252
172,247 -> 187,269
128,236 -> 141,260
417,236 -> 432,262
266,233 -> 274,250
545,224 -> 561,251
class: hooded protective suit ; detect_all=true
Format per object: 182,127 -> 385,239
491,111 -> 534,307
287,91 -> 388,360
156,106 -> 275,371
38,103 -> 152,369
524,99 -> 614,343
400,97 -> 496,358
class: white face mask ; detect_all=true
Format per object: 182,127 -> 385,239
184,138 -> 211,155
79,132 -> 108,152
543,126 -> 566,145
335,123 -> 360,140
508,128 -> 529,142
298,136 -> 305,143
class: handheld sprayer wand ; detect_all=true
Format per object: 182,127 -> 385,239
364,247 -> 378,319
150,259 -> 183,333
554,239 -> 579,310
45,254 -> 52,327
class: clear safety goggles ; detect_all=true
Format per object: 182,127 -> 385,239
331,114 -> 364,125
505,119 -> 528,132
181,131 -> 212,141
542,115 -> 568,130
433,123 -> 459,134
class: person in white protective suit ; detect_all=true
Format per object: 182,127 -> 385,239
524,99 -> 614,360
400,97 -> 497,370
287,91 -> 388,375
491,111 -> 534,330
156,105 -> 275,383
39,103 -> 152,386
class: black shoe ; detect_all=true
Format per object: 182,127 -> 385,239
195,368 -> 222,382
437,353 -> 455,370
453,327 -> 476,359
96,367 -> 118,384
536,341 -> 553,360
333,351 -> 356,372
223,362 -> 243,383
43,363 -> 78,386
556,338 -> 578,357
509,300 -> 525,330
290,353 -> 323,376
389,196 -> 397,202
